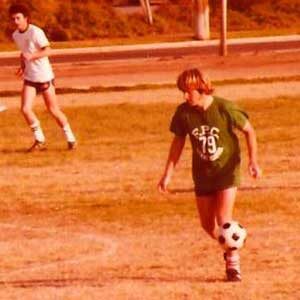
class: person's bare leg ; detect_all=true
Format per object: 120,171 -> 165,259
215,187 -> 237,226
42,84 -> 67,127
21,85 -> 46,148
215,187 -> 241,281
42,84 -> 76,148
195,194 -> 218,239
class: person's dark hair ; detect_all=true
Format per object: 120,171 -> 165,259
9,3 -> 30,18
177,68 -> 214,95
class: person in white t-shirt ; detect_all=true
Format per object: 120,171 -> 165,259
9,4 -> 77,151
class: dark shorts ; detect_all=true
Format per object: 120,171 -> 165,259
24,79 -> 55,94
194,165 -> 240,196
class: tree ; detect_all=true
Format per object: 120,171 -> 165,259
193,0 -> 210,40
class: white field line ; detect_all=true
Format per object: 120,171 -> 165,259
0,222 -> 118,282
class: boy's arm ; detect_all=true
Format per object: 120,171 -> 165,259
241,120 -> 262,178
22,46 -> 51,61
158,135 -> 186,192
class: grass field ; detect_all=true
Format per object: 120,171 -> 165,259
0,95 -> 299,299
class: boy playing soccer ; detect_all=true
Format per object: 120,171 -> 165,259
158,68 -> 261,282
9,4 -> 76,151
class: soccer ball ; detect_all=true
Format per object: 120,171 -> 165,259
218,221 -> 247,251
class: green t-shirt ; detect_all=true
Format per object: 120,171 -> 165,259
170,96 -> 248,185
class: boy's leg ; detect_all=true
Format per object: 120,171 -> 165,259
215,187 -> 237,225
21,84 -> 46,150
42,83 -> 76,148
215,187 -> 241,281
195,194 -> 218,239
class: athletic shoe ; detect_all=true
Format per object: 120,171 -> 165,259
67,141 -> 77,150
226,268 -> 242,282
27,140 -> 46,152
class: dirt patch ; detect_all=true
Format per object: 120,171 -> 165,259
2,80 -> 300,111
0,51 -> 299,300
1,50 -> 299,110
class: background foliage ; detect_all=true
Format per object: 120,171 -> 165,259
1,0 -> 299,42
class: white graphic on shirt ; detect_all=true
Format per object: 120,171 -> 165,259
192,126 -> 224,161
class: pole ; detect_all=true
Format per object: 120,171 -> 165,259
220,0 -> 227,56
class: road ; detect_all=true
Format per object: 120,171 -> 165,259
0,36 -> 300,67
0,36 -> 299,92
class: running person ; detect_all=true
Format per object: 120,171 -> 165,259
9,4 -> 76,151
158,68 -> 261,282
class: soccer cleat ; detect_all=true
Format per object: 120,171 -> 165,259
226,268 -> 242,282
27,140 -> 46,152
67,141 -> 77,150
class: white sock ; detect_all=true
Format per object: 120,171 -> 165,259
63,123 -> 76,143
225,251 -> 241,273
30,121 -> 45,143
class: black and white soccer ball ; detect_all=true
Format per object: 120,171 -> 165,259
218,221 -> 247,250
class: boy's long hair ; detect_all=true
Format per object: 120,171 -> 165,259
177,68 -> 213,95
9,3 -> 30,18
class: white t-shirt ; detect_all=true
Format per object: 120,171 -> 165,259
12,24 -> 54,82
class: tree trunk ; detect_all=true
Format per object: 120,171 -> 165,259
139,0 -> 153,25
193,0 -> 210,40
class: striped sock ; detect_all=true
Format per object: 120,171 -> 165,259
225,251 -> 241,273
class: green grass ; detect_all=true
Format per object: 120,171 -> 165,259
1,96 -> 299,220
0,95 -> 299,299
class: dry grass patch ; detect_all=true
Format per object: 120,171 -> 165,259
0,96 -> 299,299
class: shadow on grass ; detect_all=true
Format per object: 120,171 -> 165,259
0,148 -> 30,154
0,275 -> 225,288
241,185 -> 300,190
168,188 -> 194,194
167,185 -> 300,194
0,278 -> 103,288
0,147 -> 77,154
114,275 -> 225,284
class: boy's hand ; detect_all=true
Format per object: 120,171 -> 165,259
15,67 -> 24,77
21,52 -> 34,61
248,161 -> 262,178
157,175 -> 171,193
